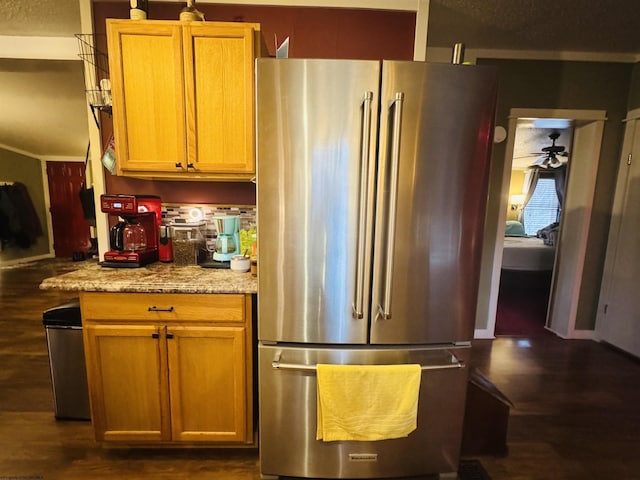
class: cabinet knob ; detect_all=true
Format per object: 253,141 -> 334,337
175,162 -> 183,169
187,163 -> 195,170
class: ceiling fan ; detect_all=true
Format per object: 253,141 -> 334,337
530,131 -> 569,168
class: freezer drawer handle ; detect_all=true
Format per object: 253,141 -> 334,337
271,353 -> 465,372
352,91 -> 374,320
378,92 -> 405,321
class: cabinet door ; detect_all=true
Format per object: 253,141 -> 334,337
107,20 -> 188,174
183,23 -> 256,177
84,324 -> 171,442
167,325 -> 247,442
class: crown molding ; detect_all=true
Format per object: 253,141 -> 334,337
0,142 -> 40,159
0,35 -> 78,60
427,46 -> 639,64
0,143 -> 83,161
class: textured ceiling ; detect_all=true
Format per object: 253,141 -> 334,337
0,0 -> 639,159
0,0 -> 80,36
428,0 -> 640,53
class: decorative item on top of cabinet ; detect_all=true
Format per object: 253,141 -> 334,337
106,19 -> 264,181
180,0 -> 205,21
130,0 -> 148,20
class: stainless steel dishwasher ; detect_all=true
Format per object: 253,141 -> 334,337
42,298 -> 90,420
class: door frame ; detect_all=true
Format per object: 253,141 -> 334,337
595,108 -> 640,350
477,108 -> 607,339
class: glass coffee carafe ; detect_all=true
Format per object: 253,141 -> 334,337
215,232 -> 237,257
213,215 -> 240,261
123,220 -> 147,252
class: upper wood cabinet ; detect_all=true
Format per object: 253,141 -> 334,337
106,19 -> 261,181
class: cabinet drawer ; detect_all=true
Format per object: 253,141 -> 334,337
81,292 -> 246,323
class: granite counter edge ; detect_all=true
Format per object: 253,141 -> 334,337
39,279 -> 257,294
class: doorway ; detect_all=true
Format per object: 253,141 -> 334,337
46,161 -> 92,258
494,119 -> 573,336
482,108 -> 606,339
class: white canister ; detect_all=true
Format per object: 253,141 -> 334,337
230,255 -> 251,273
130,8 -> 147,19
130,0 -> 148,19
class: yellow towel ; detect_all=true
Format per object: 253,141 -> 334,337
316,363 -> 421,442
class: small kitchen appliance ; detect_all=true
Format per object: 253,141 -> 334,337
212,215 -> 240,262
100,194 -> 161,267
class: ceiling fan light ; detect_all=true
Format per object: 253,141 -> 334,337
533,118 -> 572,129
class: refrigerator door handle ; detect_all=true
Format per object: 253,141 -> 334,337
378,92 -> 405,320
272,360 -> 465,372
352,91 -> 374,320
271,350 -> 465,372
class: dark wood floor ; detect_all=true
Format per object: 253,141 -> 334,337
2,258 -> 640,479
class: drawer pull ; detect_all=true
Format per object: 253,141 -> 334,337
166,333 -> 175,339
148,306 -> 174,312
151,333 -> 160,339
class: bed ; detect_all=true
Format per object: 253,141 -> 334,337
502,236 -> 556,271
501,221 -> 556,271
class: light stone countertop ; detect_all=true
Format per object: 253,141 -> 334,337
39,261 -> 257,294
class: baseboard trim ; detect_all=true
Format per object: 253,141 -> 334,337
0,253 -> 54,268
474,328 -> 496,339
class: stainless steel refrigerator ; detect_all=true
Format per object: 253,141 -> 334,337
256,58 -> 497,479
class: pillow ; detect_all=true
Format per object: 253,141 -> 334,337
505,220 -> 527,237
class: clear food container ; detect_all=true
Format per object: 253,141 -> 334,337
170,221 -> 207,266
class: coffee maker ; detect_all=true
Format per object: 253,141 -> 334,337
212,215 -> 240,262
101,194 -> 162,267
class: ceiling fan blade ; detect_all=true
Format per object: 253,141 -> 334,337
530,155 -> 548,167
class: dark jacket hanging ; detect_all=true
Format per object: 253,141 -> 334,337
0,182 -> 43,249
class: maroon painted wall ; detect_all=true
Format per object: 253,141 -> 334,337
93,2 -> 416,205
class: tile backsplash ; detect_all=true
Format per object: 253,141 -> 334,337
162,203 -> 256,238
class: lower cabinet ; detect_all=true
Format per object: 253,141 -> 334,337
80,292 -> 253,445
